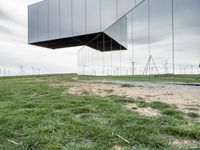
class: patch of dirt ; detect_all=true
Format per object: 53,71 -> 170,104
72,78 -> 78,81
171,139 -> 199,149
127,103 -> 138,110
127,103 -> 160,117
50,82 -> 74,87
66,82 -> 200,114
30,92 -> 45,98
67,83 -> 117,97
111,145 -> 125,150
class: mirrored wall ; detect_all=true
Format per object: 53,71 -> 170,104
28,0 -> 138,44
78,0 -> 200,76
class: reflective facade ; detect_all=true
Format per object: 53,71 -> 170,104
28,0 -> 200,76
77,0 -> 200,75
28,0 -> 140,49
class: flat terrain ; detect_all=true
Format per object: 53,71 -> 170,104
68,81 -> 200,116
0,74 -> 200,150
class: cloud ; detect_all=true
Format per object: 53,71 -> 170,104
0,6 -> 24,26
0,2 -> 26,41
0,0 -> 79,75
0,23 -> 13,34
0,8 -> 9,20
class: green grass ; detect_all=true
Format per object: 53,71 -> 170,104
187,112 -> 200,118
121,84 -> 135,87
0,74 -> 200,150
78,74 -> 200,83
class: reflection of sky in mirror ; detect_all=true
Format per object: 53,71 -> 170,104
79,0 -> 200,75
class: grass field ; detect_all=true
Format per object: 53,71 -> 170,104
0,74 -> 200,150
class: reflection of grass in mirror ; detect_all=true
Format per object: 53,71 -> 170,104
78,74 -> 200,83
0,74 -> 200,150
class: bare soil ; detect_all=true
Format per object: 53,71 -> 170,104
67,82 -> 200,115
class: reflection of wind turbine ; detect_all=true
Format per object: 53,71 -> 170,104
143,55 -> 159,75
162,59 -> 168,74
198,63 -> 200,74
130,60 -> 139,75
190,65 -> 195,74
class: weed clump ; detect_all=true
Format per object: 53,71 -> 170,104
121,84 -> 135,87
188,112 -> 199,118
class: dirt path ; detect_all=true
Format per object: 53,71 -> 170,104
67,81 -> 200,114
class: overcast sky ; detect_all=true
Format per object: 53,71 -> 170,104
0,0 -> 199,76
0,0 -> 79,76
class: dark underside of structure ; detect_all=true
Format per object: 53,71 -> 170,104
29,33 -> 127,52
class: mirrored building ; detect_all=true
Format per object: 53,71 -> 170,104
28,0 -> 142,50
28,0 -> 200,76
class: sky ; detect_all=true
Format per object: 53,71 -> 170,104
0,0 -> 79,76
0,0 -> 199,76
